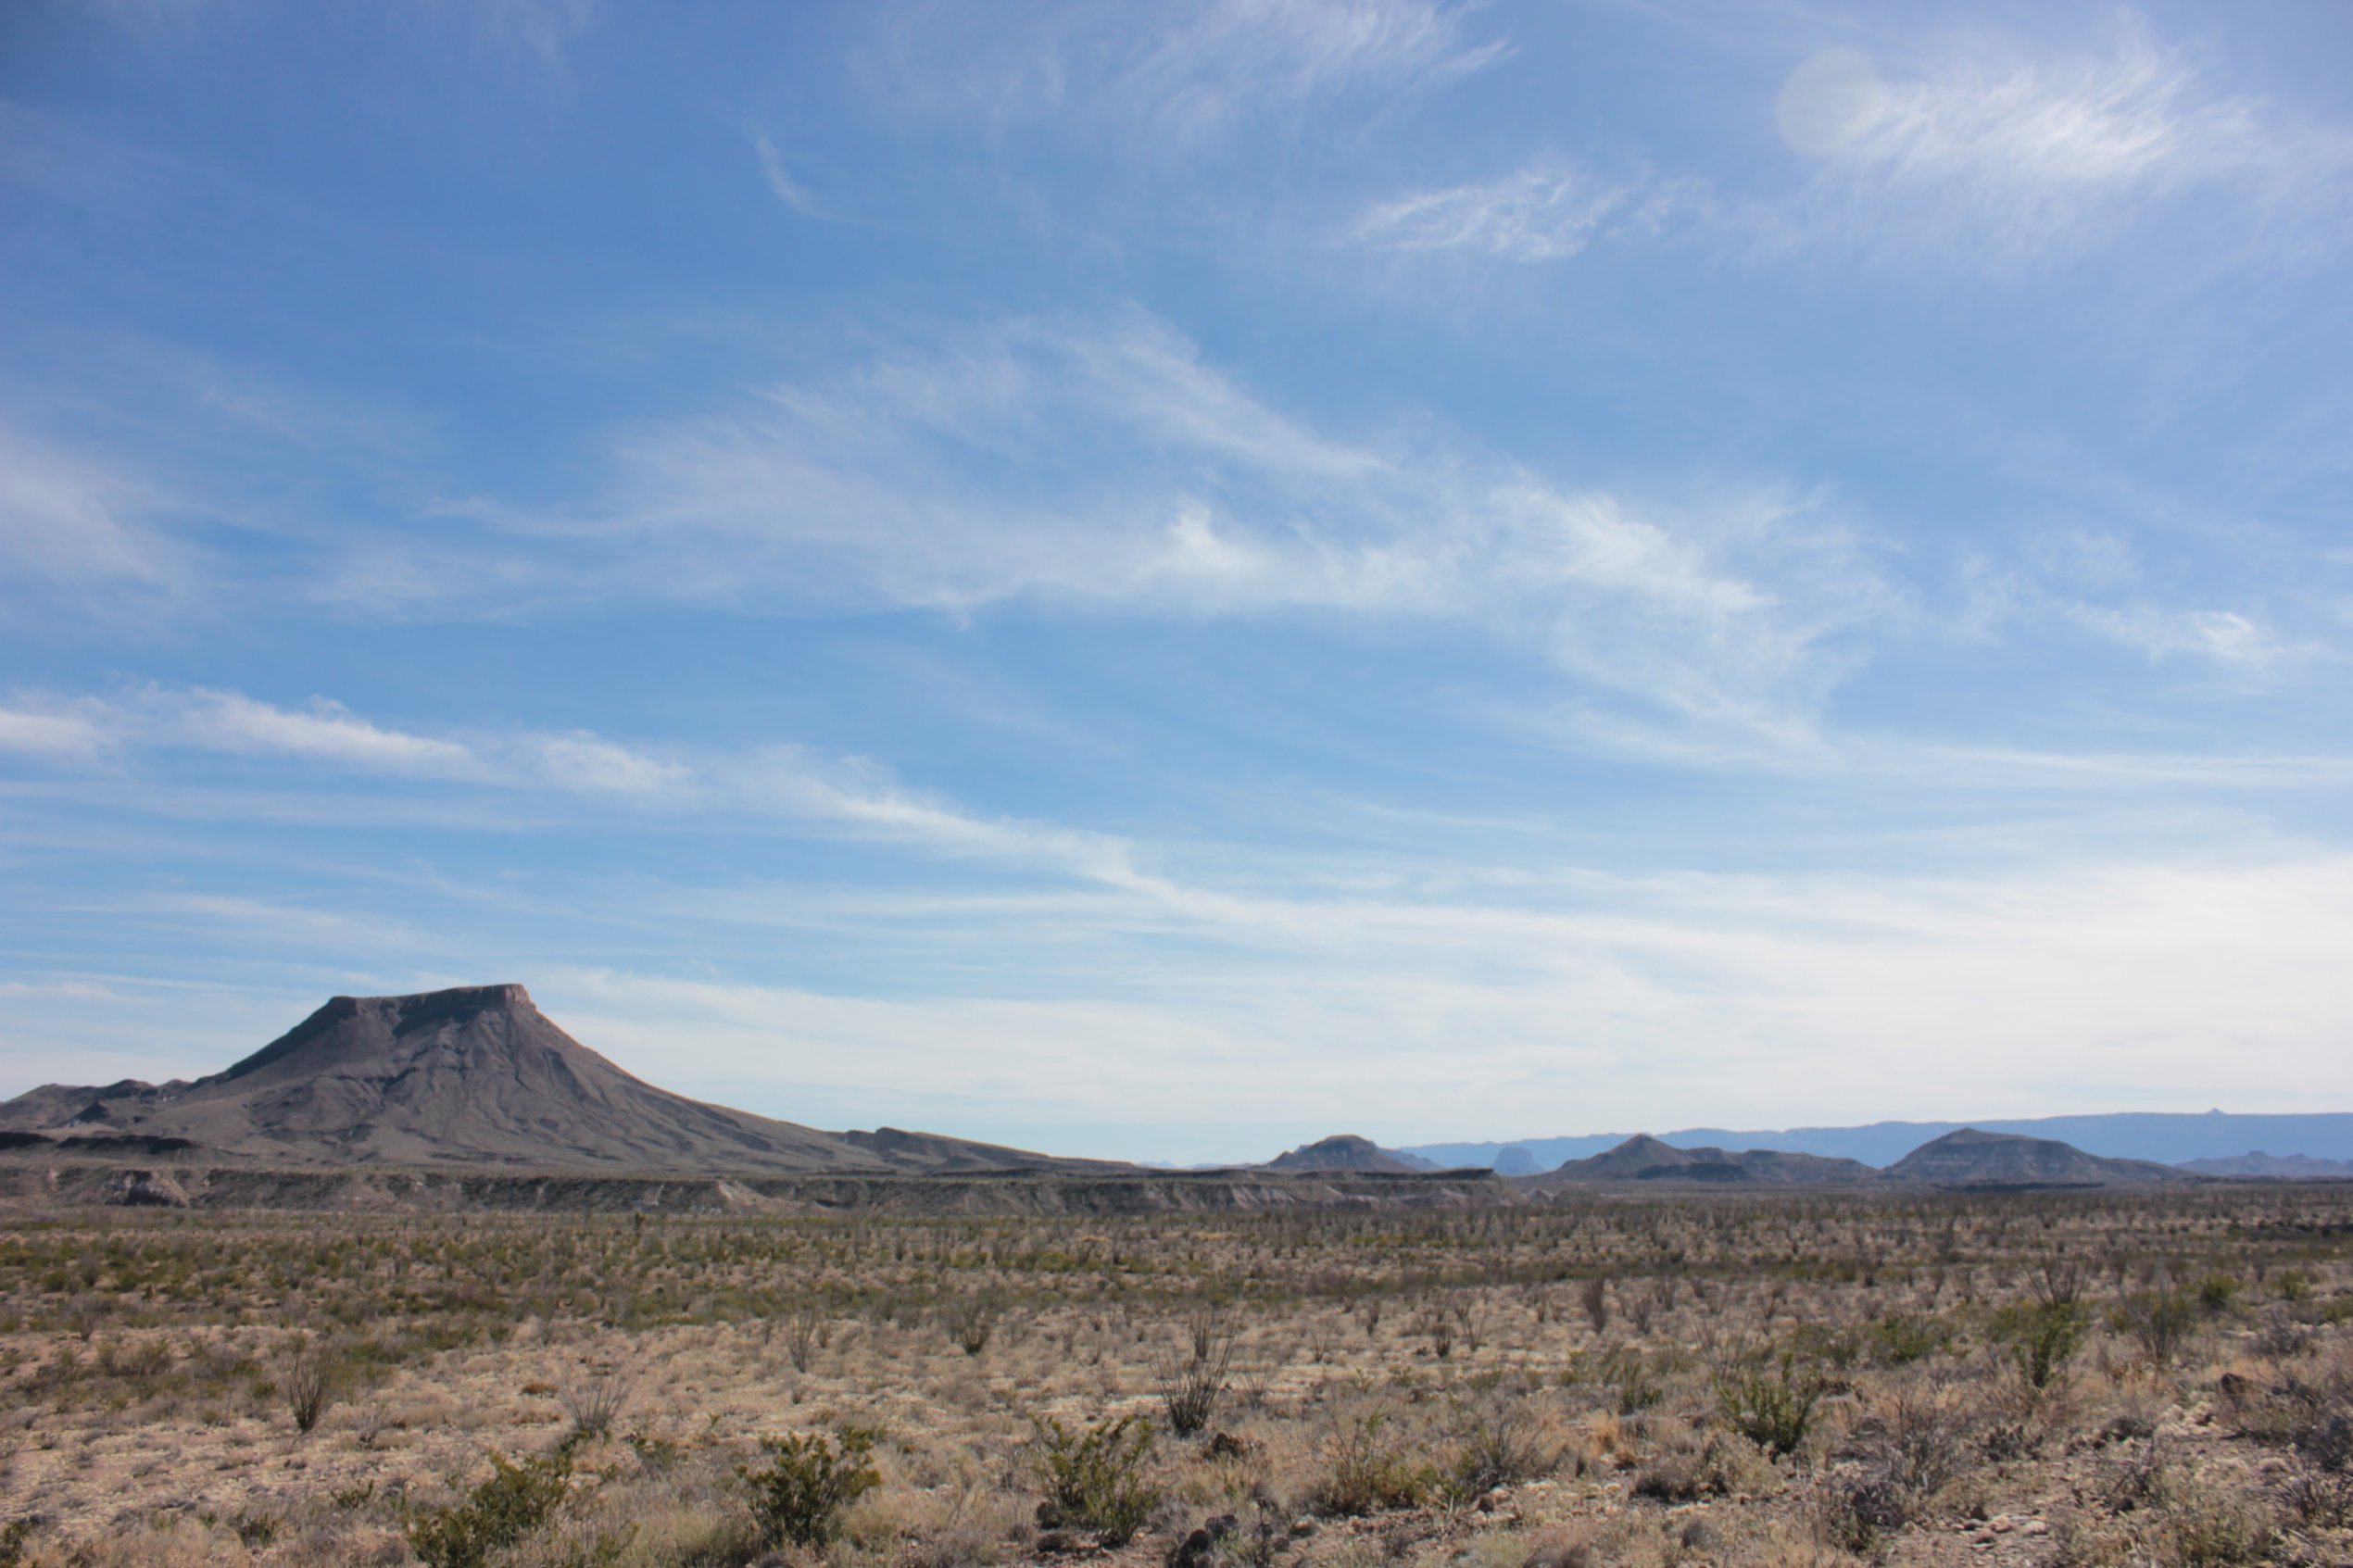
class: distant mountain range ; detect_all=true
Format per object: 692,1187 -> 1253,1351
2179,1151 -> 2353,1179
1404,1110 -> 2353,1171
8,985 -> 2345,1198
1494,1127 -> 2192,1190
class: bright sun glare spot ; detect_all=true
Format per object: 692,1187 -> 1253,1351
1776,47 -> 1885,157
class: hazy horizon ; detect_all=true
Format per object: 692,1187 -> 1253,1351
4,1 -> 2351,1166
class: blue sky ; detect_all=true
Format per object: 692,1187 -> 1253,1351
2,0 -> 2349,1163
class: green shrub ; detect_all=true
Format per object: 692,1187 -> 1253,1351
407,1450 -> 572,1568
1308,1411 -> 1433,1516
1713,1353 -> 1823,1460
738,1430 -> 882,1549
1867,1312 -> 1949,1366
2116,1290 -> 2199,1368
1994,1298 -> 2087,1390
2195,1274 -> 2241,1317
1030,1415 -> 1161,1546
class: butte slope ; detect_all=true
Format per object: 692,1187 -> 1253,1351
1882,1128 -> 2186,1188
0,985 -> 1118,1176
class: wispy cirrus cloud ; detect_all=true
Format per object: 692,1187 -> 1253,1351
506,314 -> 1894,738
8,685 -> 1126,880
1349,157 -> 1699,261
1349,17 -> 2352,272
1781,19 -> 2353,263
0,423 -> 193,609
749,131 -> 824,217
876,0 -> 1504,144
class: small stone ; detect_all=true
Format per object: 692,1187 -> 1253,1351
1290,1519 -> 1318,1538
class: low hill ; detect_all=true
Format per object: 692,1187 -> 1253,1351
1263,1135 -> 1422,1173
0,985 -> 1121,1177
1537,1135 -> 1877,1186
1883,1128 -> 2186,1189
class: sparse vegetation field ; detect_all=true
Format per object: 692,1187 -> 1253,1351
1,1183 -> 2349,1567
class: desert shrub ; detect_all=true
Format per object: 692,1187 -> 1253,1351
1629,1431 -> 1759,1503
1566,1346 -> 1662,1413
2116,1289 -> 2198,1368
281,1340 -> 332,1436
1866,1312 -> 1949,1367
0,1520 -> 33,1568
2147,1476 -> 2278,1568
1156,1305 -> 1239,1437
1818,1378 -> 1977,1544
2252,1310 -> 2314,1361
1579,1277 -> 1609,1335
1308,1411 -> 1432,1516
408,1450 -> 573,1568
939,1289 -> 1002,1357
1439,1388 -> 1549,1503
1169,1500 -> 1284,1568
1713,1351 -> 1824,1460
559,1368 -> 627,1441
1994,1298 -> 2088,1390
738,1430 -> 881,1549
2280,1462 -> 2353,1529
1030,1414 -> 1160,1545
1814,1470 -> 1911,1552
782,1299 -> 826,1373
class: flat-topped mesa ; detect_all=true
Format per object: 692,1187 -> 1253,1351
213,984 -> 543,1085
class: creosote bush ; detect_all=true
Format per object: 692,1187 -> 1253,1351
738,1429 -> 882,1549
1030,1414 -> 1161,1545
1311,1410 -> 1433,1516
1712,1349 -> 1823,1460
1997,1298 -> 2089,1391
407,1449 -> 572,1568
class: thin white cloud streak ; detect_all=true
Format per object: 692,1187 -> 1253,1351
1350,158 -> 1697,261
876,0 -> 1504,144
749,131 -> 823,217
2070,606 -> 2317,671
0,423 -> 188,602
16,685 -> 1125,881
0,708 -> 108,759
161,690 -> 486,777
1955,543 -> 2317,679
